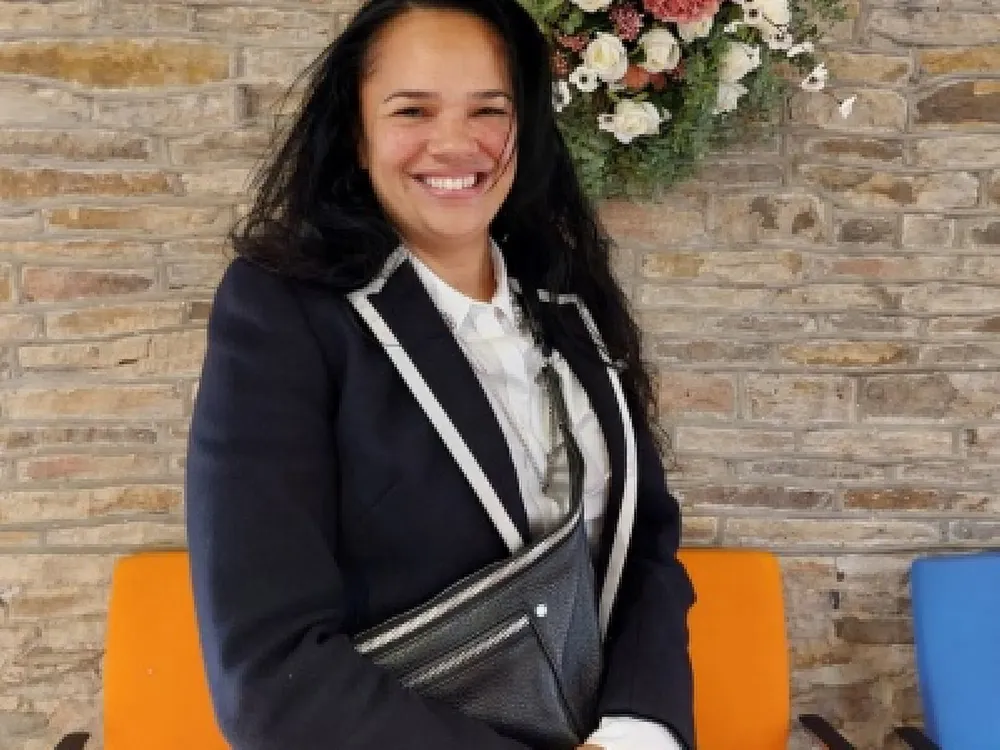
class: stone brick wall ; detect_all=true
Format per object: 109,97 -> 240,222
0,1 -> 996,748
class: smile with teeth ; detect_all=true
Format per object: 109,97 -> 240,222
420,174 -> 480,191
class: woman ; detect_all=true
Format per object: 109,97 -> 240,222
184,0 -> 695,748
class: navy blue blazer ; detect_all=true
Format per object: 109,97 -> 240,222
185,252 -> 696,750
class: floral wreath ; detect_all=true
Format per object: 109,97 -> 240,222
522,0 -> 848,197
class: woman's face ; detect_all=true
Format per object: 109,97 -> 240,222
359,9 -> 516,256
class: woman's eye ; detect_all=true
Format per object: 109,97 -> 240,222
475,107 -> 511,117
393,107 -> 425,117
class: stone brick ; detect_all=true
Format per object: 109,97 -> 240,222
8,587 -> 109,620
680,516 -> 718,546
243,47 -> 321,82
0,385 -> 183,420
862,372 -> 1000,420
0,1 -> 92,32
166,129 -> 272,165
179,167 -> 252,197
737,459 -> 889,482
899,460 -> 1000,486
825,51 -> 910,84
991,173 -> 1000,207
0,313 -> 41,341
641,250 -> 803,283
0,41 -> 230,88
723,517 -> 941,549
0,555 -> 115,586
0,240 -> 156,262
97,0 -> 190,31
0,211 -> 41,235
639,310 -> 814,336
868,11 -> 1000,46
963,217 -> 1000,247
242,81 -> 309,122
789,136 -> 904,165
781,342 -> 914,366
810,254 -> 957,281
675,426 -> 796,454
844,488 -> 999,513
920,341 -> 1000,367
915,81 -> 1000,128
682,485 -> 834,510
0,130 -> 152,161
653,339 -> 772,365
819,312 -> 920,336
0,81 -> 91,125
0,168 -> 174,201
15,454 -> 162,483
45,302 -> 186,339
799,167 -> 979,210
899,284 -> 1000,313
835,616 -> 912,645
800,428 -> 952,458
711,193 -> 827,244
165,261 -> 227,292
695,161 -> 783,186
835,215 -> 897,245
745,374 -> 853,422
600,194 -> 709,247
0,486 -> 180,524
901,214 -> 955,248
44,521 -> 185,548
46,205 -> 232,235
658,372 -> 734,419
20,267 -> 155,303
0,265 -> 13,305
927,315 -> 1000,336
20,330 -> 206,377
94,87 -> 238,129
919,46 -> 1000,77
192,6 -> 336,43
0,425 -> 157,452
949,521 -> 1000,542
788,88 -> 907,132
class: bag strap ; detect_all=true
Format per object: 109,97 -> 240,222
348,293 -> 526,555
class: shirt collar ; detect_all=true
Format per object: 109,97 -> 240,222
407,241 -> 517,329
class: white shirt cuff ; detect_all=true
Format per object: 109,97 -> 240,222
585,715 -> 684,750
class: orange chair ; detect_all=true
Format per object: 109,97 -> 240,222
60,548 -> 852,749
678,548 -> 853,749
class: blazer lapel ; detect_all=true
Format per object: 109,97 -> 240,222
362,258 -> 531,542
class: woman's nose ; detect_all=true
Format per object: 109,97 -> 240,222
425,114 -> 477,157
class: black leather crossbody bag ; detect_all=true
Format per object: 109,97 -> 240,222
349,290 -> 603,749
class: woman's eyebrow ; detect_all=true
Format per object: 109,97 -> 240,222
382,89 -> 512,103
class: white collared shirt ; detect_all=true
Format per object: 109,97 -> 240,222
407,246 -> 684,750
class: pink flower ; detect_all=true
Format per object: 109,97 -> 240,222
608,3 -> 644,41
557,33 -> 590,52
642,0 -> 719,24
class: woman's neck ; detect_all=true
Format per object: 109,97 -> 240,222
409,239 -> 496,302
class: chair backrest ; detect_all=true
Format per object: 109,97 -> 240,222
910,550 -> 1000,750
103,548 -> 792,750
677,548 -> 791,750
103,550 -> 229,750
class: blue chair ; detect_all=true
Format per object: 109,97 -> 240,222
896,550 -> 1000,750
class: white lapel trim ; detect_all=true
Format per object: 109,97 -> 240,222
537,290 -> 638,638
348,255 -> 526,556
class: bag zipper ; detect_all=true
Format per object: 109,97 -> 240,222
355,505 -> 581,655
402,614 -> 531,689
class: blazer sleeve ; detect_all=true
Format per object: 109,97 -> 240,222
595,418 -> 697,749
185,259 -> 532,750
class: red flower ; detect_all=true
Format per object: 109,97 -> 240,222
608,3 -> 644,41
556,33 -> 589,52
642,0 -> 719,23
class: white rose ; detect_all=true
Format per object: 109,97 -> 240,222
719,41 -> 761,83
713,81 -> 748,114
676,17 -> 713,43
583,33 -> 629,83
598,99 -> 662,144
570,0 -> 612,11
638,28 -> 681,73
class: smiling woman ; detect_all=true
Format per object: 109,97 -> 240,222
184,0 -> 696,749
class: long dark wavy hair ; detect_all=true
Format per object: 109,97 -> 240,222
231,0 -> 661,439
